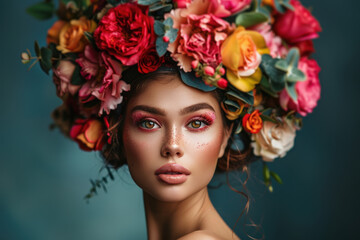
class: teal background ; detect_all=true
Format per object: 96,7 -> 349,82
1,0 -> 359,239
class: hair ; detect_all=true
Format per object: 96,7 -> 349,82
100,64 -> 254,173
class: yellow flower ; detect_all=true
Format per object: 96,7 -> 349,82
221,26 -> 269,92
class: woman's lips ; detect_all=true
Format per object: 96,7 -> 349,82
155,163 -> 191,185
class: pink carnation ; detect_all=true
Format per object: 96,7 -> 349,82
77,45 -> 130,115
171,14 -> 231,71
208,0 -> 252,17
280,57 -> 321,116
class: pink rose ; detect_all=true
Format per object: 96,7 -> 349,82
208,0 -> 252,17
273,0 -> 321,43
53,60 -> 81,96
77,45 -> 130,115
280,57 -> 321,116
251,23 -> 288,58
171,14 -> 231,71
94,3 -> 155,66
173,0 -> 191,8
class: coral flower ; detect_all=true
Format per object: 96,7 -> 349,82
242,110 -> 263,134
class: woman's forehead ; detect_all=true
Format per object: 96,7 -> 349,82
127,76 -> 220,113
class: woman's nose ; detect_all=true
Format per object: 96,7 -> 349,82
160,125 -> 184,158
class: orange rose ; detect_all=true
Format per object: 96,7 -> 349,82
47,20 -> 67,45
242,109 -> 263,133
57,16 -> 97,53
221,96 -> 247,120
70,118 -> 106,151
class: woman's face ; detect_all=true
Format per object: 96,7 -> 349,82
122,75 -> 230,202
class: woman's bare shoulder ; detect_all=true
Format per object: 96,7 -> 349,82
177,230 -> 238,240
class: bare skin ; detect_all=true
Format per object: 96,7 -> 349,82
122,75 -> 240,240
144,188 -> 240,240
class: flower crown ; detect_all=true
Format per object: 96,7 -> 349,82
23,0 -> 321,192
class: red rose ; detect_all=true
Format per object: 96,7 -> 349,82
70,118 -> 106,151
273,0 -> 321,43
94,3 -> 155,66
138,48 -> 165,74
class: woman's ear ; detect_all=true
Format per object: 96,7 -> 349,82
218,123 -> 233,158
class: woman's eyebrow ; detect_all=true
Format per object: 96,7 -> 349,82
131,105 -> 166,116
180,103 -> 215,115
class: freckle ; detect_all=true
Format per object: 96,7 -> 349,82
196,142 -> 209,149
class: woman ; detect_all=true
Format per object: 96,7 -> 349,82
117,70 -> 239,239
23,0 -> 321,238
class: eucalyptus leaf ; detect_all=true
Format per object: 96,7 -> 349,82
26,1 -> 55,20
281,1 -> 294,11
224,99 -> 241,109
154,20 -> 165,36
226,90 -> 254,105
274,59 -> 288,72
165,28 -> 178,43
163,17 -> 174,27
286,68 -> 306,82
235,12 -> 268,28
270,171 -> 283,184
39,47 -> 52,74
234,122 -> 243,135
286,48 -> 300,68
137,0 -> 159,5
285,82 -> 298,102
156,37 -> 168,57
273,0 -> 288,13
179,70 -> 216,92
260,114 -> 278,124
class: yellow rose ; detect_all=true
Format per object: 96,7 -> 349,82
57,16 -> 97,53
221,26 -> 269,92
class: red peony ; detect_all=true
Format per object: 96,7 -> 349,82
273,0 -> 321,43
94,3 -> 155,66
138,48 -> 165,74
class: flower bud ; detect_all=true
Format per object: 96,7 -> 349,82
162,36 -> 170,43
219,67 -> 225,75
217,78 -> 228,89
21,52 -> 30,64
191,60 -> 199,69
204,66 -> 215,76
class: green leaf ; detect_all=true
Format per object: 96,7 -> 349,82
39,47 -> 52,74
180,70 -> 216,92
275,59 -> 288,72
226,90 -> 254,105
286,68 -> 306,82
34,41 -> 40,57
137,0 -> 159,5
165,28 -> 178,43
260,55 -> 286,92
224,99 -> 240,109
286,48 -> 300,67
270,171 -> 283,184
263,164 -> 271,182
286,82 -> 298,102
156,37 -> 168,57
164,17 -> 174,27
84,32 -> 96,47
235,12 -> 269,28
260,114 -> 278,124
26,2 -> 55,20
154,20 -> 165,36
70,64 -> 85,85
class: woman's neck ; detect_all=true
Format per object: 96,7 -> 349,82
143,187 -> 217,240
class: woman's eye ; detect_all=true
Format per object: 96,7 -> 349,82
139,120 -> 159,130
187,120 -> 207,129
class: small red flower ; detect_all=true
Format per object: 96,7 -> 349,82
138,48 -> 165,74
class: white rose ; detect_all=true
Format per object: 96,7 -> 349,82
251,118 -> 296,161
